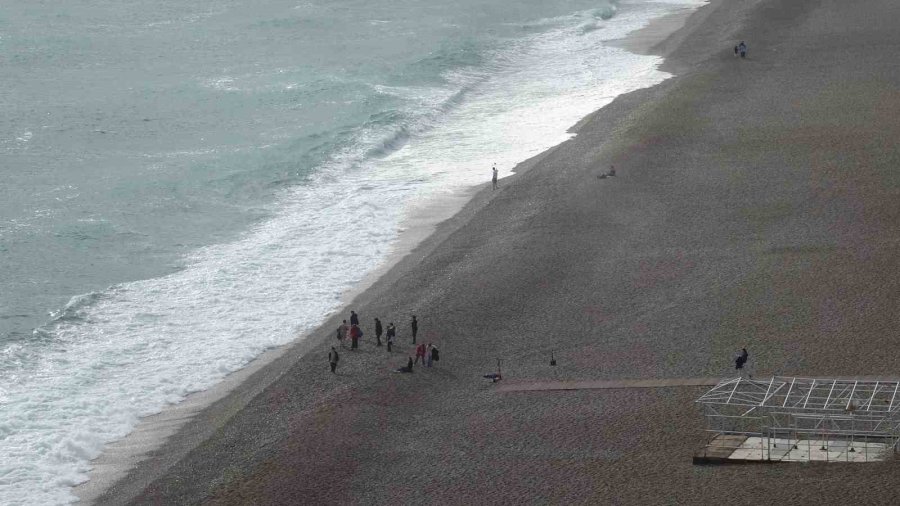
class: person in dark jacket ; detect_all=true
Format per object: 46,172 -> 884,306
411,315 -> 418,344
350,310 -> 359,326
386,322 -> 396,352
329,347 -> 339,373
374,318 -> 383,347
735,348 -> 749,376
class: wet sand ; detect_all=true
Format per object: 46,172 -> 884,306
94,0 -> 900,503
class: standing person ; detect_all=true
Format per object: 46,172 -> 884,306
329,347 -> 339,373
350,323 -> 361,350
386,322 -> 396,352
734,44 -> 739,56
430,344 -> 440,366
426,344 -> 434,367
411,315 -> 418,344
350,310 -> 359,326
337,320 -> 349,348
738,41 -> 747,58
414,343 -> 426,366
492,164 -> 499,190
374,318 -> 383,347
735,348 -> 749,377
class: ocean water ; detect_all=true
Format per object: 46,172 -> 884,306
0,0 -> 704,503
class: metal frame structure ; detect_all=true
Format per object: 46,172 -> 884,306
695,377 -> 900,463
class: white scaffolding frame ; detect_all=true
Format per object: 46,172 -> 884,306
695,376 -> 900,463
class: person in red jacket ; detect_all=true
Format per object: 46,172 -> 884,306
350,324 -> 361,350
414,342 -> 426,366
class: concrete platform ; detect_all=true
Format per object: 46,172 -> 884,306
695,435 -> 890,464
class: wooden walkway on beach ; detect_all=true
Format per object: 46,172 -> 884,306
496,377 -> 722,393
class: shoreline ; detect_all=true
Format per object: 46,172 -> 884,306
76,4 -> 708,504
93,0 -> 900,502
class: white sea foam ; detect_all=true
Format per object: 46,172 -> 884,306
0,1 -> 705,503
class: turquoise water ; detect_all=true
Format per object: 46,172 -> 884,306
0,0 -> 703,502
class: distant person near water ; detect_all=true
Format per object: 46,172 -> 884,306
350,310 -> 359,326
386,322 -> 396,352
375,317 -> 383,347
738,41 -> 747,58
329,346 -> 339,373
735,347 -> 750,377
492,164 -> 499,190
411,315 -> 418,343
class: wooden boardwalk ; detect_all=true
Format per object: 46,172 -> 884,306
496,377 -> 723,393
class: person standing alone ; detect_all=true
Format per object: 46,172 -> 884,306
411,315 -> 418,344
329,346 -> 339,373
374,317 -> 383,347
492,164 -> 499,190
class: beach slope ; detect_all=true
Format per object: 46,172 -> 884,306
98,0 -> 900,503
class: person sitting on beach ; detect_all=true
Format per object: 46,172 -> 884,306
483,373 -> 502,383
395,356 -> 414,373
608,165 -> 616,177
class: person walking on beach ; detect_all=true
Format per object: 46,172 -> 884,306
386,322 -> 396,352
734,44 -> 739,56
411,315 -> 418,344
374,317 -> 383,347
492,164 -> 499,190
350,323 -> 361,350
350,310 -> 359,326
329,346 -> 340,373
337,320 -> 349,348
738,41 -> 747,58
414,343 -> 427,366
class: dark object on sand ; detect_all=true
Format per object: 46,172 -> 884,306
738,41 -> 747,58
484,358 -> 502,382
550,352 -> 557,366
396,357 -> 413,373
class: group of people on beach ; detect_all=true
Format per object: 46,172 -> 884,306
329,311 -> 440,374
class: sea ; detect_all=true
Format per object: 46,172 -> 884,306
0,0 -> 703,503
